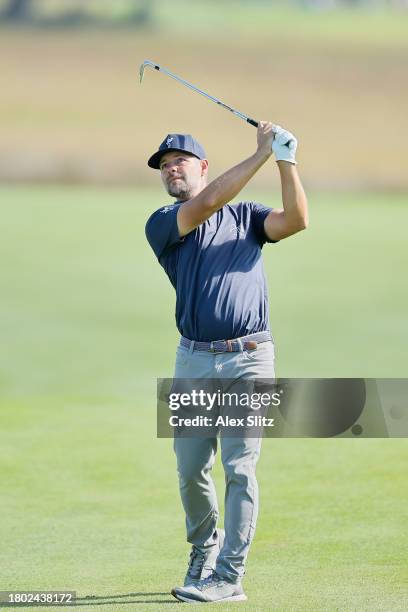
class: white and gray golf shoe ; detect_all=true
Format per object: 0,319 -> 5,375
172,570 -> 247,604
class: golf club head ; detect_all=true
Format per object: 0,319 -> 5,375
139,59 -> 158,84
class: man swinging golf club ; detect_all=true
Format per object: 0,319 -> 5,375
145,121 -> 308,603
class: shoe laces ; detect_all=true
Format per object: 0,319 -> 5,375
186,547 -> 207,579
200,571 -> 224,591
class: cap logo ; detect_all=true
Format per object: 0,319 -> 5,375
166,137 -> 174,147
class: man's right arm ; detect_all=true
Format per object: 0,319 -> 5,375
177,122 -> 274,237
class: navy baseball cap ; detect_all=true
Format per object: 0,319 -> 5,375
147,134 -> 206,169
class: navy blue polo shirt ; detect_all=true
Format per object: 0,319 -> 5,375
145,201 -> 276,342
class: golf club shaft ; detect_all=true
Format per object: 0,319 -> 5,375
141,61 -> 259,128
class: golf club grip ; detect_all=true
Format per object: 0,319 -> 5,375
247,118 -> 259,128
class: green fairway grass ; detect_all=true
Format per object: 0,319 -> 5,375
1,186 -> 407,610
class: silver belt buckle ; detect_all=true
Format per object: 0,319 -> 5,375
210,340 -> 225,353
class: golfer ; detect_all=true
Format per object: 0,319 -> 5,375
145,122 -> 308,603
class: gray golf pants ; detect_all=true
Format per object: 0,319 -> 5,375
173,338 -> 275,584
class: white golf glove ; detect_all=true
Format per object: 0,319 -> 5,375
272,125 -> 297,164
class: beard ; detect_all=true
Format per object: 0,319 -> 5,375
166,177 -> 192,201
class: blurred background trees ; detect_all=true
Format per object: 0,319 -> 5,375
1,0 -> 31,22
0,0 -> 407,27
0,0 -> 155,26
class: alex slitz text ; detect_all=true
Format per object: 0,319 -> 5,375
169,414 -> 275,428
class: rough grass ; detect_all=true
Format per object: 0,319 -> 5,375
0,9 -> 407,187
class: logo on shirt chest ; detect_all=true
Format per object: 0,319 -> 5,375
229,225 -> 245,237
160,205 -> 176,214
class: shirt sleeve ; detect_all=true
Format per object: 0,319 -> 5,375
249,202 -> 279,245
145,203 -> 184,261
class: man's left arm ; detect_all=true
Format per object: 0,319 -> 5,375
264,126 -> 309,242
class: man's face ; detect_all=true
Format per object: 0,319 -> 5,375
159,151 -> 208,201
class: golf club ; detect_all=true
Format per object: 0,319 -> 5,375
139,59 -> 259,128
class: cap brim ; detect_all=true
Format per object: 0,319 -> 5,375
147,148 -> 201,170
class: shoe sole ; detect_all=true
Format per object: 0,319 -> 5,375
171,589 -> 247,603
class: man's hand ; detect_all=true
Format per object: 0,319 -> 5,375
256,121 -> 274,160
272,125 -> 297,165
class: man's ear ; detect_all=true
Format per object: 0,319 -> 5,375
200,159 -> 209,177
